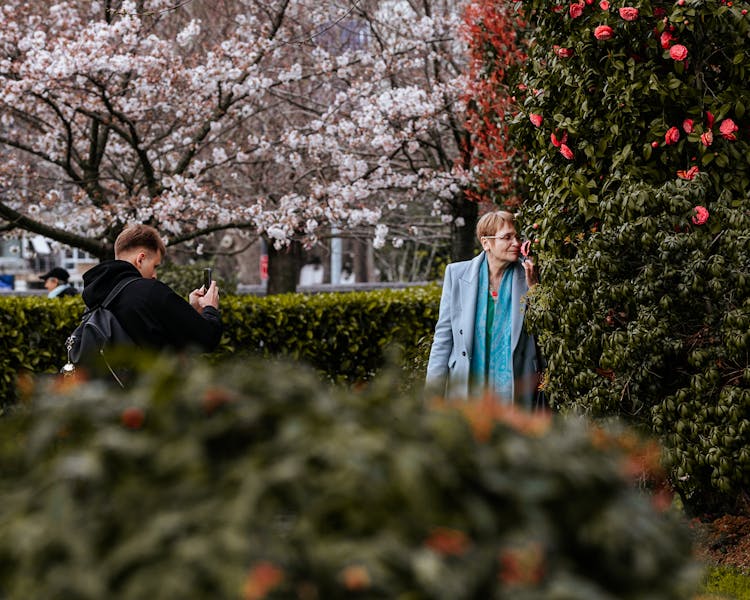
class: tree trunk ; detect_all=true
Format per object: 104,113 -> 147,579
266,238 -> 303,294
451,193 -> 479,262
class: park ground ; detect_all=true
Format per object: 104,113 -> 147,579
692,513 -> 750,572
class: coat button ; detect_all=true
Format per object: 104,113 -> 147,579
459,329 -> 463,335
462,351 -> 466,356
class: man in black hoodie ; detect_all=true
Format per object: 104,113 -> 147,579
82,224 -> 222,352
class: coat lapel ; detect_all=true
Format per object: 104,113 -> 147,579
458,253 -> 485,361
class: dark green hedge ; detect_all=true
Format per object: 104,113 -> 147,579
0,356 -> 699,599
0,286 -> 440,405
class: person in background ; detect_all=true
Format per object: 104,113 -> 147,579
40,267 -> 79,298
81,224 -> 222,352
425,210 -> 543,409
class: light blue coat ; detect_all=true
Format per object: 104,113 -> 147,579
425,252 -> 541,408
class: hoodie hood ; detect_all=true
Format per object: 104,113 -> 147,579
82,260 -> 142,308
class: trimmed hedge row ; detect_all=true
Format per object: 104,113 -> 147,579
0,286 -> 441,405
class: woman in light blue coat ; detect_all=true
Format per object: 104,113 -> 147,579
425,211 -> 543,409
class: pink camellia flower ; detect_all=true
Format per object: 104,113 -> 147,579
669,44 -> 688,61
554,46 -> 574,58
529,113 -> 543,127
594,25 -> 614,40
700,130 -> 713,146
691,205 -> 709,225
651,140 -> 660,148
665,126 -> 680,145
599,0 -> 610,9
570,2 -> 585,18
719,118 -> 738,140
660,31 -> 674,49
520,240 -> 532,257
677,166 -> 699,180
560,143 -> 575,160
682,118 -> 693,133
619,7 -> 639,20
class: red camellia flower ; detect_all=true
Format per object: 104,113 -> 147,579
719,118 -> 738,140
340,566 -> 371,591
677,166 -> 699,180
529,113 -> 543,127
570,2 -> 585,18
554,46 -> 574,58
700,130 -> 713,146
243,562 -> 284,600
425,527 -> 471,556
669,44 -> 688,61
619,6 -> 639,20
664,126 -> 680,145
660,31 -> 674,49
706,111 -> 716,128
121,407 -> 145,430
682,118 -> 693,133
599,0 -> 610,9
560,143 -> 575,160
654,7 -> 667,17
691,205 -> 709,225
550,131 -> 567,147
594,25 -> 614,40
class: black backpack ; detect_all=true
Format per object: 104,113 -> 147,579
62,277 -> 140,387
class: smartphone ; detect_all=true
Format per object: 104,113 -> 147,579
203,267 -> 212,290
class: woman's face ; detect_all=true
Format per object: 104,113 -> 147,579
481,222 -> 521,265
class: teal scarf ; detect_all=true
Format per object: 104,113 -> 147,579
470,256 -> 514,402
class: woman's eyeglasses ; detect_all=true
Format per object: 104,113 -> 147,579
482,234 -> 521,243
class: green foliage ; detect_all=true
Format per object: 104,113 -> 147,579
0,356 -> 700,599
512,0 -> 750,241
0,287 -> 440,406
492,0 -> 750,512
525,176 -> 750,512
703,566 -> 750,599
157,260 -> 238,298
0,296 -> 86,406
216,286 -> 440,385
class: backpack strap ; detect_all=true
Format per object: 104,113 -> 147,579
102,276 -> 141,309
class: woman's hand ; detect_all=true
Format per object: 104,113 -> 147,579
522,258 -> 539,288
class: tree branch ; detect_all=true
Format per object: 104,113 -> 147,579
0,201 -> 110,258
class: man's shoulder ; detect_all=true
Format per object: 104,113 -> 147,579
120,278 -> 183,305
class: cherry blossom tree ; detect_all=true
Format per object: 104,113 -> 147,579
0,0 -> 473,291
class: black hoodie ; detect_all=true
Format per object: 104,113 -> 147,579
82,260 -> 222,352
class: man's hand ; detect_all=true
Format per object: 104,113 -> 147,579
189,281 -> 220,313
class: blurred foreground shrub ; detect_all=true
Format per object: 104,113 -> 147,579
0,357 -> 699,599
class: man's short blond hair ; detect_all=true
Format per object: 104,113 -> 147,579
476,210 -> 516,241
114,224 -> 167,258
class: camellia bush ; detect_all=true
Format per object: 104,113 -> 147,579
0,356 -> 699,599
463,0 -> 750,513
